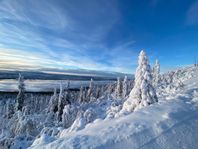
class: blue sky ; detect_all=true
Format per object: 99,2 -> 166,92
0,0 -> 198,73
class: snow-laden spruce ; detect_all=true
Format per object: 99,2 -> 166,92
78,86 -> 84,103
115,77 -> 122,98
153,59 -> 160,86
62,104 -> 77,128
48,88 -> 58,113
16,73 -> 25,111
95,86 -> 100,99
57,83 -> 64,121
122,50 -> 158,112
122,76 -> 128,98
57,83 -> 71,121
86,78 -> 95,102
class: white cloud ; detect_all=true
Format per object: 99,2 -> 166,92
186,1 -> 198,25
0,0 -> 137,73
0,0 -> 69,30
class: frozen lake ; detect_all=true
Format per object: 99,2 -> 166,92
0,79 -> 115,92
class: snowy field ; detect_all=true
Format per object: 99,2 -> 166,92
0,79 -> 114,92
29,66 -> 198,149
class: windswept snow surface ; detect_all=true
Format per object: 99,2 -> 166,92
30,67 -> 198,149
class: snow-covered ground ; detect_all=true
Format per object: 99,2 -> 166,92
29,67 -> 198,149
0,79 -> 114,92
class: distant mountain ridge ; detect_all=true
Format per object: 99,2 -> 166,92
0,69 -> 133,80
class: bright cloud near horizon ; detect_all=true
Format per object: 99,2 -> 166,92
0,0 -> 198,73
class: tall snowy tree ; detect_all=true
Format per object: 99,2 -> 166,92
48,88 -> 58,113
57,83 -> 71,121
122,76 -> 128,98
57,83 -> 64,121
153,59 -> 160,86
95,86 -> 100,99
78,86 -> 84,103
122,50 -> 158,112
6,99 -> 14,119
107,83 -> 115,94
65,80 -> 72,103
16,73 -> 25,111
101,85 -> 104,95
86,78 -> 94,101
115,77 -> 122,98
66,80 -> 70,89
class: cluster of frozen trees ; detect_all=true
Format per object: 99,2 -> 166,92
60,77 -> 133,129
114,76 -> 133,99
3,49 -> 195,149
157,67 -> 195,96
40,50 -> 164,134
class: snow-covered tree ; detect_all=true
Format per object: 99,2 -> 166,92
115,77 -> 122,98
83,88 -> 87,102
86,78 -> 94,101
69,108 -> 96,132
6,99 -> 14,119
57,83 -> 71,121
57,83 -> 64,121
153,59 -> 160,86
83,108 -> 96,123
13,111 -> 37,137
45,111 -> 57,127
122,50 -> 158,112
15,73 -> 25,111
122,76 -> 128,98
48,88 -> 58,113
65,80 -> 70,89
95,86 -> 100,99
101,85 -> 104,95
78,86 -> 84,103
22,105 -> 31,116
107,83 -> 115,94
62,105 -> 77,128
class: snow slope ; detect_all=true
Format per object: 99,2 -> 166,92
30,67 -> 198,149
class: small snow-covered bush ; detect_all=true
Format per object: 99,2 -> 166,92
106,100 -> 122,119
44,112 -> 57,127
62,105 -> 77,128
69,108 -> 96,132
38,127 -> 60,138
83,108 -> 96,123
14,112 -> 37,137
